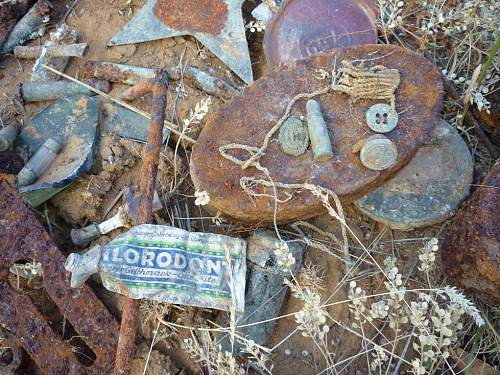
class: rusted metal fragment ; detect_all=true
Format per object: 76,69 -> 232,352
0,180 -> 119,374
109,0 -> 253,84
264,0 -> 377,67
190,45 -> 443,223
113,70 -> 169,375
0,0 -> 33,49
441,162 -> 500,306
153,0 -> 228,35
0,327 -> 22,374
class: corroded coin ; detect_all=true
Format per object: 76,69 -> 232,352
279,116 -> 309,156
366,103 -> 398,133
360,134 -> 398,170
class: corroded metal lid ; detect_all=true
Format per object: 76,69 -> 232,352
263,0 -> 377,67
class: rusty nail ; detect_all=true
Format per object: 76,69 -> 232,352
113,68 -> 169,375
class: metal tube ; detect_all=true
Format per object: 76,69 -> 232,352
20,79 -> 111,102
306,99 -> 334,161
0,0 -> 50,55
14,43 -> 88,58
112,69 -> 168,375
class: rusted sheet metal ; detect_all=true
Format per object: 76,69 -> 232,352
0,180 -> 119,374
190,45 -> 443,223
113,70 -> 169,375
442,162 -> 500,306
108,0 -> 253,84
0,327 -> 23,374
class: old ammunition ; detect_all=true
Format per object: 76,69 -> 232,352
306,99 -> 334,161
0,0 -> 50,55
20,79 -> 110,102
17,138 -> 63,187
0,125 -> 19,152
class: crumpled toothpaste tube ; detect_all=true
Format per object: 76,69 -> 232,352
65,224 -> 247,312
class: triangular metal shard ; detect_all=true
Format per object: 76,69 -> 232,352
109,0 -> 253,84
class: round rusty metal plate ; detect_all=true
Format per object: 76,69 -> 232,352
190,45 -> 443,223
263,0 -> 377,67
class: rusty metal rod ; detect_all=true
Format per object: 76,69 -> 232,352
112,69 -> 168,375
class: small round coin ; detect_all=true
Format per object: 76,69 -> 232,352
360,135 -> 398,171
366,103 -> 398,133
279,116 -> 309,156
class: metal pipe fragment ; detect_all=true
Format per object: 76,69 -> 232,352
0,0 -> 50,54
113,69 -> 169,375
14,42 -> 88,58
0,125 -> 20,152
306,99 -> 334,161
81,61 -> 155,85
183,65 -> 239,100
20,79 -> 110,102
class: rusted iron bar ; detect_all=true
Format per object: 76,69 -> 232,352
117,78 -> 153,101
113,69 -> 169,375
0,181 -> 119,374
14,42 -> 88,58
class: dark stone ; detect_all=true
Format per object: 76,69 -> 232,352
355,121 -> 473,230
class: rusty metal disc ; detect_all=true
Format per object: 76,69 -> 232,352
190,45 -> 443,223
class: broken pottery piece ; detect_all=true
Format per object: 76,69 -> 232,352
264,0 -> 377,67
101,102 -> 170,143
355,121 -> 473,230
16,95 -> 99,206
441,162 -> 500,306
190,45 -> 443,223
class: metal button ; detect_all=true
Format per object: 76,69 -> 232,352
360,134 -> 398,171
366,103 -> 398,133
279,116 -> 309,156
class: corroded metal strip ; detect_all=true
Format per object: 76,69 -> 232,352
0,180 -> 119,374
113,69 -> 169,375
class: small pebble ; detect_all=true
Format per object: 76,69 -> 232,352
284,348 -> 292,356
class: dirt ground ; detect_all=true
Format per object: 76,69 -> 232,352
0,0 -> 498,374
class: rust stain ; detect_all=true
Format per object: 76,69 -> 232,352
153,0 -> 228,35
0,180 -> 119,374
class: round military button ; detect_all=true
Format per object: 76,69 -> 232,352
360,134 -> 398,170
366,103 -> 398,133
279,116 -> 309,156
